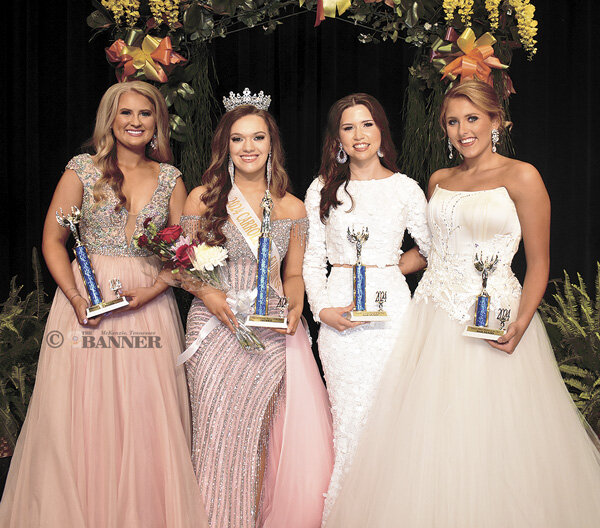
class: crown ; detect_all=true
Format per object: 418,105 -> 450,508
222,88 -> 271,112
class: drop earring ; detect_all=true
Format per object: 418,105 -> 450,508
377,148 -> 384,158
336,142 -> 348,164
491,128 -> 500,153
149,133 -> 158,150
228,156 -> 235,186
447,138 -> 454,160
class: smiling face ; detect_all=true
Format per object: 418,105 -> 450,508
229,114 -> 271,179
444,96 -> 499,159
111,91 -> 156,152
338,104 -> 382,163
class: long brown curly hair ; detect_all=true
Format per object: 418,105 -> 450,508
90,81 -> 172,211
197,105 -> 289,245
318,93 -> 399,222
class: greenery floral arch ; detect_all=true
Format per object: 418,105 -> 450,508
88,0 -> 538,186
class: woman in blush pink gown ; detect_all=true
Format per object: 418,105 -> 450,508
0,81 -> 207,528
179,91 -> 334,528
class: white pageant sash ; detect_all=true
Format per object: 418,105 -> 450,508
227,183 -> 284,296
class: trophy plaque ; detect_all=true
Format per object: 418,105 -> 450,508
245,190 -> 288,329
462,253 -> 508,340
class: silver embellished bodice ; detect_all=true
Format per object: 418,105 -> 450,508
414,185 -> 522,323
66,154 -> 180,257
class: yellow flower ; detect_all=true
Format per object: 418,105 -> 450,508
149,0 -> 181,28
508,0 -> 538,58
443,0 -> 474,27
485,0 -> 501,30
102,0 -> 140,27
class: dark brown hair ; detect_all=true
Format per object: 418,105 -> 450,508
318,93 -> 398,222
197,105 -> 289,245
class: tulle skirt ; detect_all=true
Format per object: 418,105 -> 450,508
0,254 -> 207,527
326,300 -> 600,528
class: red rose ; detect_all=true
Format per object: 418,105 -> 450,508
136,234 -> 149,248
143,217 -> 153,229
157,225 -> 183,244
174,244 -> 192,268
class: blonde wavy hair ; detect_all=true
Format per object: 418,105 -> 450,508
91,81 -> 172,210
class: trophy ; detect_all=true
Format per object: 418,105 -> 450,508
56,206 -> 129,318
462,253 -> 508,340
245,190 -> 288,329
347,227 -> 390,322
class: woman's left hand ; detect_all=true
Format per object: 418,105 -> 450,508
273,305 -> 302,336
486,319 -> 527,354
120,286 -> 160,311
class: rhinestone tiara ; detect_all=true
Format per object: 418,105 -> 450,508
222,88 -> 271,112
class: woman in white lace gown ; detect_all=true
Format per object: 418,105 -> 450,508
303,93 -> 430,523
326,80 -> 600,527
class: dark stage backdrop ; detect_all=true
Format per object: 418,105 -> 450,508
2,1 -> 599,304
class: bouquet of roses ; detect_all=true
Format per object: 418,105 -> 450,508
135,218 -> 264,351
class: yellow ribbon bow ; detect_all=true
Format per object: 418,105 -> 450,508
440,28 -> 507,85
106,33 -> 186,83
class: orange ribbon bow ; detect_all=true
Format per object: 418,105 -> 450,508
440,28 -> 507,85
106,34 -> 186,83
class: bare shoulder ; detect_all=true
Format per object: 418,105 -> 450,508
503,159 -> 547,201
183,185 -> 208,216
427,167 -> 453,198
278,192 -> 307,220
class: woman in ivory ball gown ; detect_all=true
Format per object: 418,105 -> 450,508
326,80 -> 600,527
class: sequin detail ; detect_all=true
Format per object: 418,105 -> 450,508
184,216 -> 306,528
66,154 -> 180,257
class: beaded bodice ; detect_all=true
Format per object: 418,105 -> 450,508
414,185 -> 522,323
66,154 -> 180,257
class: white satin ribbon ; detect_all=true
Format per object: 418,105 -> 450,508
176,289 -> 257,366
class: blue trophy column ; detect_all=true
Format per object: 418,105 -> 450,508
74,245 -> 103,306
475,294 -> 490,327
255,237 -> 270,316
354,265 -> 366,311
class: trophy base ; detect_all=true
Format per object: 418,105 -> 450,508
463,325 -> 506,341
348,310 -> 390,322
245,315 -> 288,329
87,296 -> 129,318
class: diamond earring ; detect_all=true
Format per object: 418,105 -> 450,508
228,156 -> 235,186
491,128 -> 500,153
336,142 -> 348,164
149,133 -> 158,150
377,148 -> 384,158
266,151 -> 272,188
447,138 -> 454,159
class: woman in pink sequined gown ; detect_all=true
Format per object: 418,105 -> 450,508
179,96 -> 334,528
0,82 -> 207,527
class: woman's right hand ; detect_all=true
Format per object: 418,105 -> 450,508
70,294 -> 103,327
197,287 -> 238,334
319,303 -> 364,332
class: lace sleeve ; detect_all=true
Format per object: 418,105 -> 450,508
402,177 -> 431,258
180,214 -> 203,240
302,179 -> 330,323
290,217 -> 308,248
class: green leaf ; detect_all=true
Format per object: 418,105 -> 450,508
86,10 -> 113,29
183,2 -> 205,33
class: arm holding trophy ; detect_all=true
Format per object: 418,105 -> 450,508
42,168 -> 103,327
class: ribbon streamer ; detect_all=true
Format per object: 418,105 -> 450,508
431,28 -> 508,86
106,33 -> 186,83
